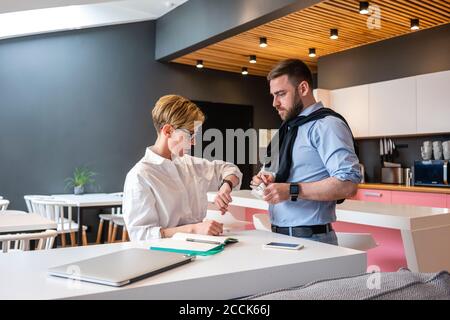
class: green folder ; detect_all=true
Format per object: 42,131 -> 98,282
150,244 -> 225,256
149,233 -> 238,256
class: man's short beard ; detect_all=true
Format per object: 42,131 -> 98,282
285,89 -> 304,121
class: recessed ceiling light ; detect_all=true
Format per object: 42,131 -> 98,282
249,55 -> 257,64
196,60 -> 204,68
242,67 -> 249,75
359,1 -> 370,14
330,29 -> 339,40
308,48 -> 316,58
259,37 -> 268,48
411,18 -> 420,30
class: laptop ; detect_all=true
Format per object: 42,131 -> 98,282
48,248 -> 195,287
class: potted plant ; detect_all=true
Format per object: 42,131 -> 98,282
65,166 -> 96,195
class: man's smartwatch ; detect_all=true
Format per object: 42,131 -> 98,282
220,179 -> 233,191
289,183 -> 300,202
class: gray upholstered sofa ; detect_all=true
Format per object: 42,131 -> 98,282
245,269 -> 450,300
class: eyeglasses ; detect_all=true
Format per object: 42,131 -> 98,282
175,128 -> 196,142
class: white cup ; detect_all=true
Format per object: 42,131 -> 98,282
444,149 -> 450,161
442,141 -> 450,150
421,151 -> 433,160
421,146 -> 432,154
251,183 -> 266,199
423,141 -> 432,147
434,149 -> 443,160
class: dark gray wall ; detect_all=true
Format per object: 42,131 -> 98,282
156,0 -> 322,60
318,23 -> 450,90
0,21 -> 278,218
317,23 -> 450,183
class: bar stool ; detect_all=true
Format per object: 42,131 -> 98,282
96,207 -> 128,243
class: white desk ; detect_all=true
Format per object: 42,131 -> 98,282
0,230 -> 366,300
0,212 -> 57,234
51,193 -> 123,244
208,190 -> 450,273
51,193 -> 123,207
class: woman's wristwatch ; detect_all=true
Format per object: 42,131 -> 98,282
219,179 -> 233,191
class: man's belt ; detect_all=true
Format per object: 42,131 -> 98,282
271,224 -> 333,237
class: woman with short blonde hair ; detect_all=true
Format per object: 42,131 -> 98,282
123,95 -> 242,241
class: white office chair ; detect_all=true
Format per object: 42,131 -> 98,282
335,232 -> 378,251
252,213 -> 377,251
30,198 -> 88,247
0,230 -> 58,253
24,195 -> 52,213
205,210 -> 252,231
0,199 -> 10,211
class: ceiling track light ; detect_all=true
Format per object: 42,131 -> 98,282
330,28 -> 339,40
359,1 -> 369,14
242,67 -> 249,75
411,18 -> 420,30
259,37 -> 268,48
249,55 -> 257,64
308,48 -> 316,58
196,60 -> 204,68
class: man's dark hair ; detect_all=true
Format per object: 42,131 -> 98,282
267,59 -> 313,89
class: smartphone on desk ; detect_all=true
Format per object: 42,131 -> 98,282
263,242 -> 304,250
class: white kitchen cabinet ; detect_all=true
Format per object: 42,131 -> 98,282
416,70 -> 450,134
330,85 -> 369,138
368,77 -> 417,136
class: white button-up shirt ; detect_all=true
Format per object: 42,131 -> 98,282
123,147 -> 242,241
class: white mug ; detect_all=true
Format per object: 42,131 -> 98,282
444,149 -> 450,161
434,149 -> 443,160
442,141 -> 450,150
421,146 -> 432,154
421,151 -> 433,160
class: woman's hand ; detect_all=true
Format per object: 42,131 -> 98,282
214,183 -> 232,214
193,220 -> 223,236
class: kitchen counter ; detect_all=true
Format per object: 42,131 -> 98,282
358,183 -> 450,194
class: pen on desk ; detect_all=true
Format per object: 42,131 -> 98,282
186,238 -> 221,245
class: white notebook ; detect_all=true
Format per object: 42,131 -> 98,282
172,232 -> 238,245
149,233 -> 239,256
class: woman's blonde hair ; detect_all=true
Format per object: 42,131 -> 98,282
151,95 -> 205,133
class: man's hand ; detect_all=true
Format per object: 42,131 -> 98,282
263,183 -> 290,205
214,183 -> 232,214
251,171 -> 275,188
193,220 -> 223,236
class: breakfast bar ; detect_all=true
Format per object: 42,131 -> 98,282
207,190 -> 450,273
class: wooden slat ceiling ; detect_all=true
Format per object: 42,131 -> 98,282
172,0 -> 450,76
